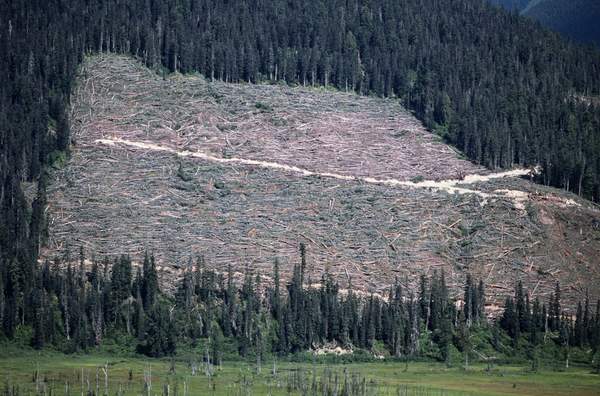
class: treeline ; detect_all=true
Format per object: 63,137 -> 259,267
2,245 -> 600,368
500,281 -> 600,351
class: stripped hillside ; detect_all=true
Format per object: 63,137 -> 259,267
44,55 -> 600,309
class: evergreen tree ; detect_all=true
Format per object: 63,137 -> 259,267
500,296 -> 519,341
109,255 -> 133,327
456,309 -> 472,368
31,287 -> 45,350
551,282 -> 562,331
142,253 -> 159,311
137,303 -> 176,357
575,301 -> 585,347
3,260 -> 22,338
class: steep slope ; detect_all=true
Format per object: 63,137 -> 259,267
488,0 -> 529,12
521,0 -> 545,13
489,0 -> 600,47
43,55 -> 600,309
5,1 -> 600,298
522,0 -> 600,47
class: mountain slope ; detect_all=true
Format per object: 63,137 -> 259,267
489,0 -> 600,47
488,0 -> 529,12
522,0 -> 600,47
43,55 -> 600,309
4,0 -> 600,297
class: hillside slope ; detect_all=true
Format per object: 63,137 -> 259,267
4,0 -> 600,301
44,55 -> 600,309
522,0 -> 600,47
488,0 -> 529,12
489,0 -> 600,47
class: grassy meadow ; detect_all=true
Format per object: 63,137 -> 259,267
1,349 -> 599,396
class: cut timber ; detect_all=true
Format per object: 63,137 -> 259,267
42,54 -> 600,310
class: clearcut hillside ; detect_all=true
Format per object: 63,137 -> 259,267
43,55 -> 600,309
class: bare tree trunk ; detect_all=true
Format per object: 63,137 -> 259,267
578,158 -> 586,196
144,365 -> 152,396
35,362 -> 40,393
99,20 -> 103,52
102,362 -> 109,395
63,289 -> 70,340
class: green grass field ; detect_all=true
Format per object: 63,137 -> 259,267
1,350 -> 599,396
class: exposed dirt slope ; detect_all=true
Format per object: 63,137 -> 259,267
43,55 -> 600,309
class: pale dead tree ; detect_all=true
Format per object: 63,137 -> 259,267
544,313 -> 549,342
35,362 -> 41,393
169,304 -> 176,321
143,364 -> 152,396
86,369 -> 91,395
102,361 -> 109,395
96,367 -> 100,396
565,338 -> 570,369
93,300 -> 103,345
255,326 -> 263,375
121,296 -> 135,335
204,343 -> 213,377
409,295 -> 420,356
62,278 -> 70,340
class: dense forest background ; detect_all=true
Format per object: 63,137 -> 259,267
2,0 -> 600,358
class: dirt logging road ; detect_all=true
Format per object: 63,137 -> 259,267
96,137 -> 538,209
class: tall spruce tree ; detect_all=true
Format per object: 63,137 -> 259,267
142,253 -> 159,311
